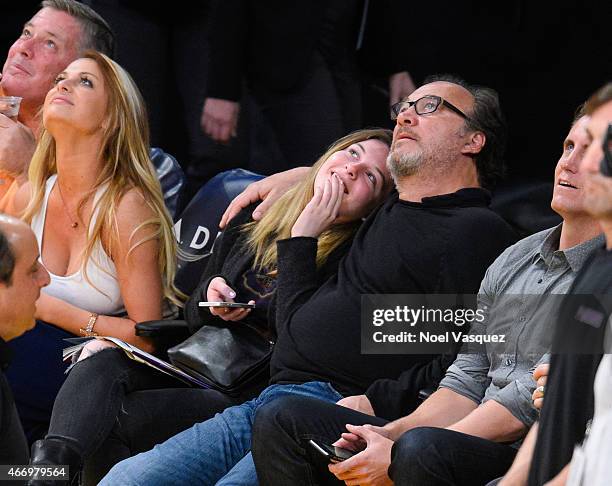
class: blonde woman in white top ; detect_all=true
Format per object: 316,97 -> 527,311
11,49 -> 180,345
6,50 -> 181,435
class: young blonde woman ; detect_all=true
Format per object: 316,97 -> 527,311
30,127 -> 393,483
5,50 -> 180,440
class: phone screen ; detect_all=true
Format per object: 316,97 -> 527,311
198,302 -> 256,309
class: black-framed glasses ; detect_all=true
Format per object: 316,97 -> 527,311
390,95 -> 469,121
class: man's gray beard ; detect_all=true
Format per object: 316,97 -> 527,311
386,149 -> 423,182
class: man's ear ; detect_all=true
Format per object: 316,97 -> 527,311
462,131 -> 486,156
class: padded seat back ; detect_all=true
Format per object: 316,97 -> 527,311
491,180 -> 562,238
173,169 -> 264,295
150,147 -> 185,219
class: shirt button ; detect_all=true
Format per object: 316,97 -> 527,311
537,278 -> 543,283
520,317 -> 526,322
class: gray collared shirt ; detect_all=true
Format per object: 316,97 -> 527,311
439,224 -> 605,429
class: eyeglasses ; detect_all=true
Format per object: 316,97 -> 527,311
390,95 -> 469,121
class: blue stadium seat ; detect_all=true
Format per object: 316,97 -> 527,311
172,168 -> 264,296
150,147 -> 185,219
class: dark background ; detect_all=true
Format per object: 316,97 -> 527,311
3,1 -> 610,190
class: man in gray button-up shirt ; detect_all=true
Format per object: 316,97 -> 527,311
440,223 -> 604,431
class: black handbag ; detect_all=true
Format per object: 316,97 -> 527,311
167,322 -> 274,395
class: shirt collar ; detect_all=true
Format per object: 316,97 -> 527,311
535,223 -> 605,272
395,188 -> 492,209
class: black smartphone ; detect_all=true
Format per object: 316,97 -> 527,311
198,301 -> 256,309
308,439 -> 356,463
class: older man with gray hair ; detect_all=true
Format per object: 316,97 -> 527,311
0,0 -> 113,200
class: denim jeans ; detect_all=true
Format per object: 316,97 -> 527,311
100,381 -> 343,485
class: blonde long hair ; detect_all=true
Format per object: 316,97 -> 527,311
246,128 -> 392,272
23,50 -> 183,306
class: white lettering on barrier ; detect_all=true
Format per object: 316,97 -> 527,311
190,226 -> 211,250
173,219 -> 182,243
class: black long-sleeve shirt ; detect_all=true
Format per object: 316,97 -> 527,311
270,190 -> 517,418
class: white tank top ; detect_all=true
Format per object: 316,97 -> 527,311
31,174 -> 125,315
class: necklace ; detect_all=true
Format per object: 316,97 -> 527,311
56,181 -> 79,229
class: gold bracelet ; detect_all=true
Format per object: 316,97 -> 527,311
79,313 -> 99,337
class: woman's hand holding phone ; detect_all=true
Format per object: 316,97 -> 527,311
291,174 -> 344,238
205,277 -> 254,321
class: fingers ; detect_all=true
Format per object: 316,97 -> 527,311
0,113 -> 16,129
216,306 -> 251,321
206,119 -> 230,143
212,302 -> 254,321
206,277 -> 235,301
220,190 -> 259,229
331,437 -> 354,450
338,430 -> 367,447
333,433 -> 364,452
532,384 -> 545,410
532,385 -> 545,400
330,175 -> 344,217
201,99 -> 239,144
327,174 -> 339,210
340,432 -> 361,442
252,193 -> 277,221
345,424 -> 375,440
227,300 -> 256,322
207,276 -> 254,321
216,121 -> 233,144
202,111 -> 222,141
217,283 -> 236,302
327,452 -> 362,478
320,177 -> 333,208
220,176 -> 281,228
207,277 -> 236,317
533,363 -> 549,381
313,175 -> 342,216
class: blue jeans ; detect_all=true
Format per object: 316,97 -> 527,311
100,381 -> 343,485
